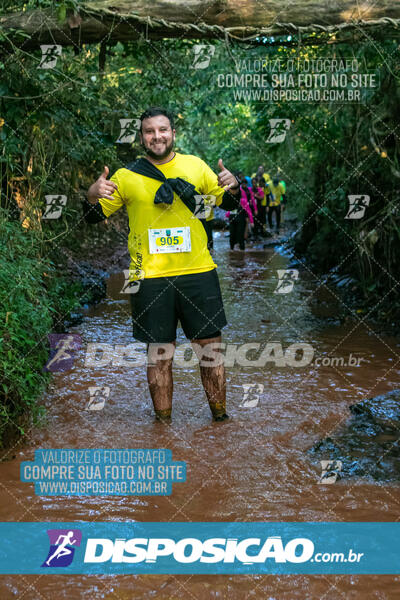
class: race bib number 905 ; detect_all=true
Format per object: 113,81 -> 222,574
148,227 -> 191,254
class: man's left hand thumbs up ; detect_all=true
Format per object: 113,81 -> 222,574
217,157 -> 239,193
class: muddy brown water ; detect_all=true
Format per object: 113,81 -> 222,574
1,234 -> 400,599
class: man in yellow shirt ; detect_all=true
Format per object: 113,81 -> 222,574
84,107 -> 240,423
251,165 -> 272,186
266,175 -> 286,234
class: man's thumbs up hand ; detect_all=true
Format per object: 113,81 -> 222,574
88,165 -> 118,204
217,158 -> 239,193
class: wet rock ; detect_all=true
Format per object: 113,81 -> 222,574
334,275 -> 357,289
287,258 -> 303,268
63,311 -> 84,328
350,392 -> 400,430
263,239 -> 281,248
53,259 -> 108,332
68,259 -> 108,306
323,268 -> 358,291
309,390 -> 400,481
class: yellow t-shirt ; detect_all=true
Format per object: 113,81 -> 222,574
251,172 -> 272,185
267,182 -> 285,206
99,153 -> 225,280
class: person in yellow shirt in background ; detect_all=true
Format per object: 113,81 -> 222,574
251,164 -> 272,186
83,107 -> 240,423
266,174 -> 286,235
279,176 -> 287,223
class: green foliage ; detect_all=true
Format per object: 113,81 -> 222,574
0,208 -> 85,447
1,1 -> 81,13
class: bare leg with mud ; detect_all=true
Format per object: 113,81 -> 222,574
191,336 -> 228,421
147,342 -> 176,422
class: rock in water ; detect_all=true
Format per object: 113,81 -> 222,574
309,390 -> 400,482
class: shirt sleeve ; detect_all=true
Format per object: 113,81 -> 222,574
98,170 -> 125,218
199,159 -> 226,207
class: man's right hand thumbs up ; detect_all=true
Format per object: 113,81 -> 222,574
88,165 -> 118,204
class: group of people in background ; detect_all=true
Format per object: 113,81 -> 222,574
225,165 -> 287,251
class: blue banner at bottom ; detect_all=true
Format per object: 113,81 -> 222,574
0,522 -> 397,574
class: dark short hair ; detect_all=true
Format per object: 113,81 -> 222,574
139,107 -> 175,132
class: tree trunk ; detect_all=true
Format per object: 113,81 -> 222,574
1,1 -> 400,48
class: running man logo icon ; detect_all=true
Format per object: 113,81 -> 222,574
86,386 -> 110,410
345,195 -> 370,219
240,383 -> 264,408
38,45 -> 62,69
116,118 -> 141,144
274,269 -> 299,294
42,529 -> 82,567
266,119 -> 291,143
318,460 -> 342,484
191,44 -> 216,69
120,271 -> 142,294
43,334 -> 81,372
42,195 -> 67,220
193,195 -> 216,219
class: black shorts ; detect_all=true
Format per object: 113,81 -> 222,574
129,268 -> 227,343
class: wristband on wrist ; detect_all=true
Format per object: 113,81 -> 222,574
83,197 -> 107,223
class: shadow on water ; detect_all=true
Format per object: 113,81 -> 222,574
1,234 -> 400,598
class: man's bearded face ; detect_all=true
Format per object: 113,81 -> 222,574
140,115 -> 175,160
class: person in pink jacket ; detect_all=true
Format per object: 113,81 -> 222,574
226,180 -> 254,250
251,176 -> 266,237
242,178 -> 257,240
